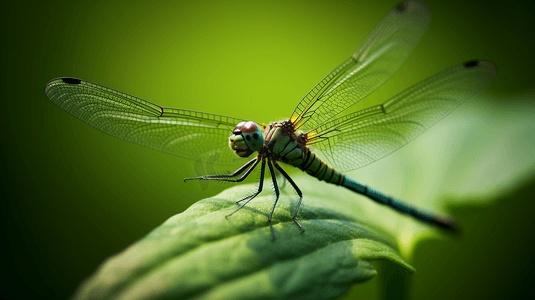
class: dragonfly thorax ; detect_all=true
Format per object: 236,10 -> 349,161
263,121 -> 308,165
229,121 -> 264,157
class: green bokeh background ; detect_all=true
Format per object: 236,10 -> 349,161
3,0 -> 535,299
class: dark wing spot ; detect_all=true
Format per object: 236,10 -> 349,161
253,133 -> 259,140
463,60 -> 479,68
246,135 -> 251,141
61,78 -> 82,84
396,1 -> 407,12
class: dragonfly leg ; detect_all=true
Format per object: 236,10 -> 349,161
273,161 -> 304,232
267,158 -> 280,239
226,157 -> 266,218
184,157 -> 258,183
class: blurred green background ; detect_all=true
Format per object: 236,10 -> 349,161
2,0 -> 535,299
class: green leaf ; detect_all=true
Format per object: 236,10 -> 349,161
73,183 -> 413,300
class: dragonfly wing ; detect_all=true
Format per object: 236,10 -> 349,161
290,0 -> 430,133
45,77 -> 247,166
307,61 -> 497,171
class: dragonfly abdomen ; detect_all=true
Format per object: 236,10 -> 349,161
297,149 -> 344,185
342,176 -> 457,229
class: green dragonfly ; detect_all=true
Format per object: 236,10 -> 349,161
45,0 -> 496,239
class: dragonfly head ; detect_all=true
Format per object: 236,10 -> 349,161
229,121 -> 264,157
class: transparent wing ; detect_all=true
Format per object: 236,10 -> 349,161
45,77 -> 247,166
290,0 -> 430,133
306,61 -> 497,171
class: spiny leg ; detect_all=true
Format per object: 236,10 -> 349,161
267,158 -> 280,239
184,157 -> 258,183
235,157 -> 264,204
226,157 -> 266,218
273,161 -> 304,232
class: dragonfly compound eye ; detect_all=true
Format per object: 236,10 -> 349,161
229,121 -> 264,157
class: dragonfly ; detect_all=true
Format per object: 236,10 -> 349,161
45,0 -> 496,239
